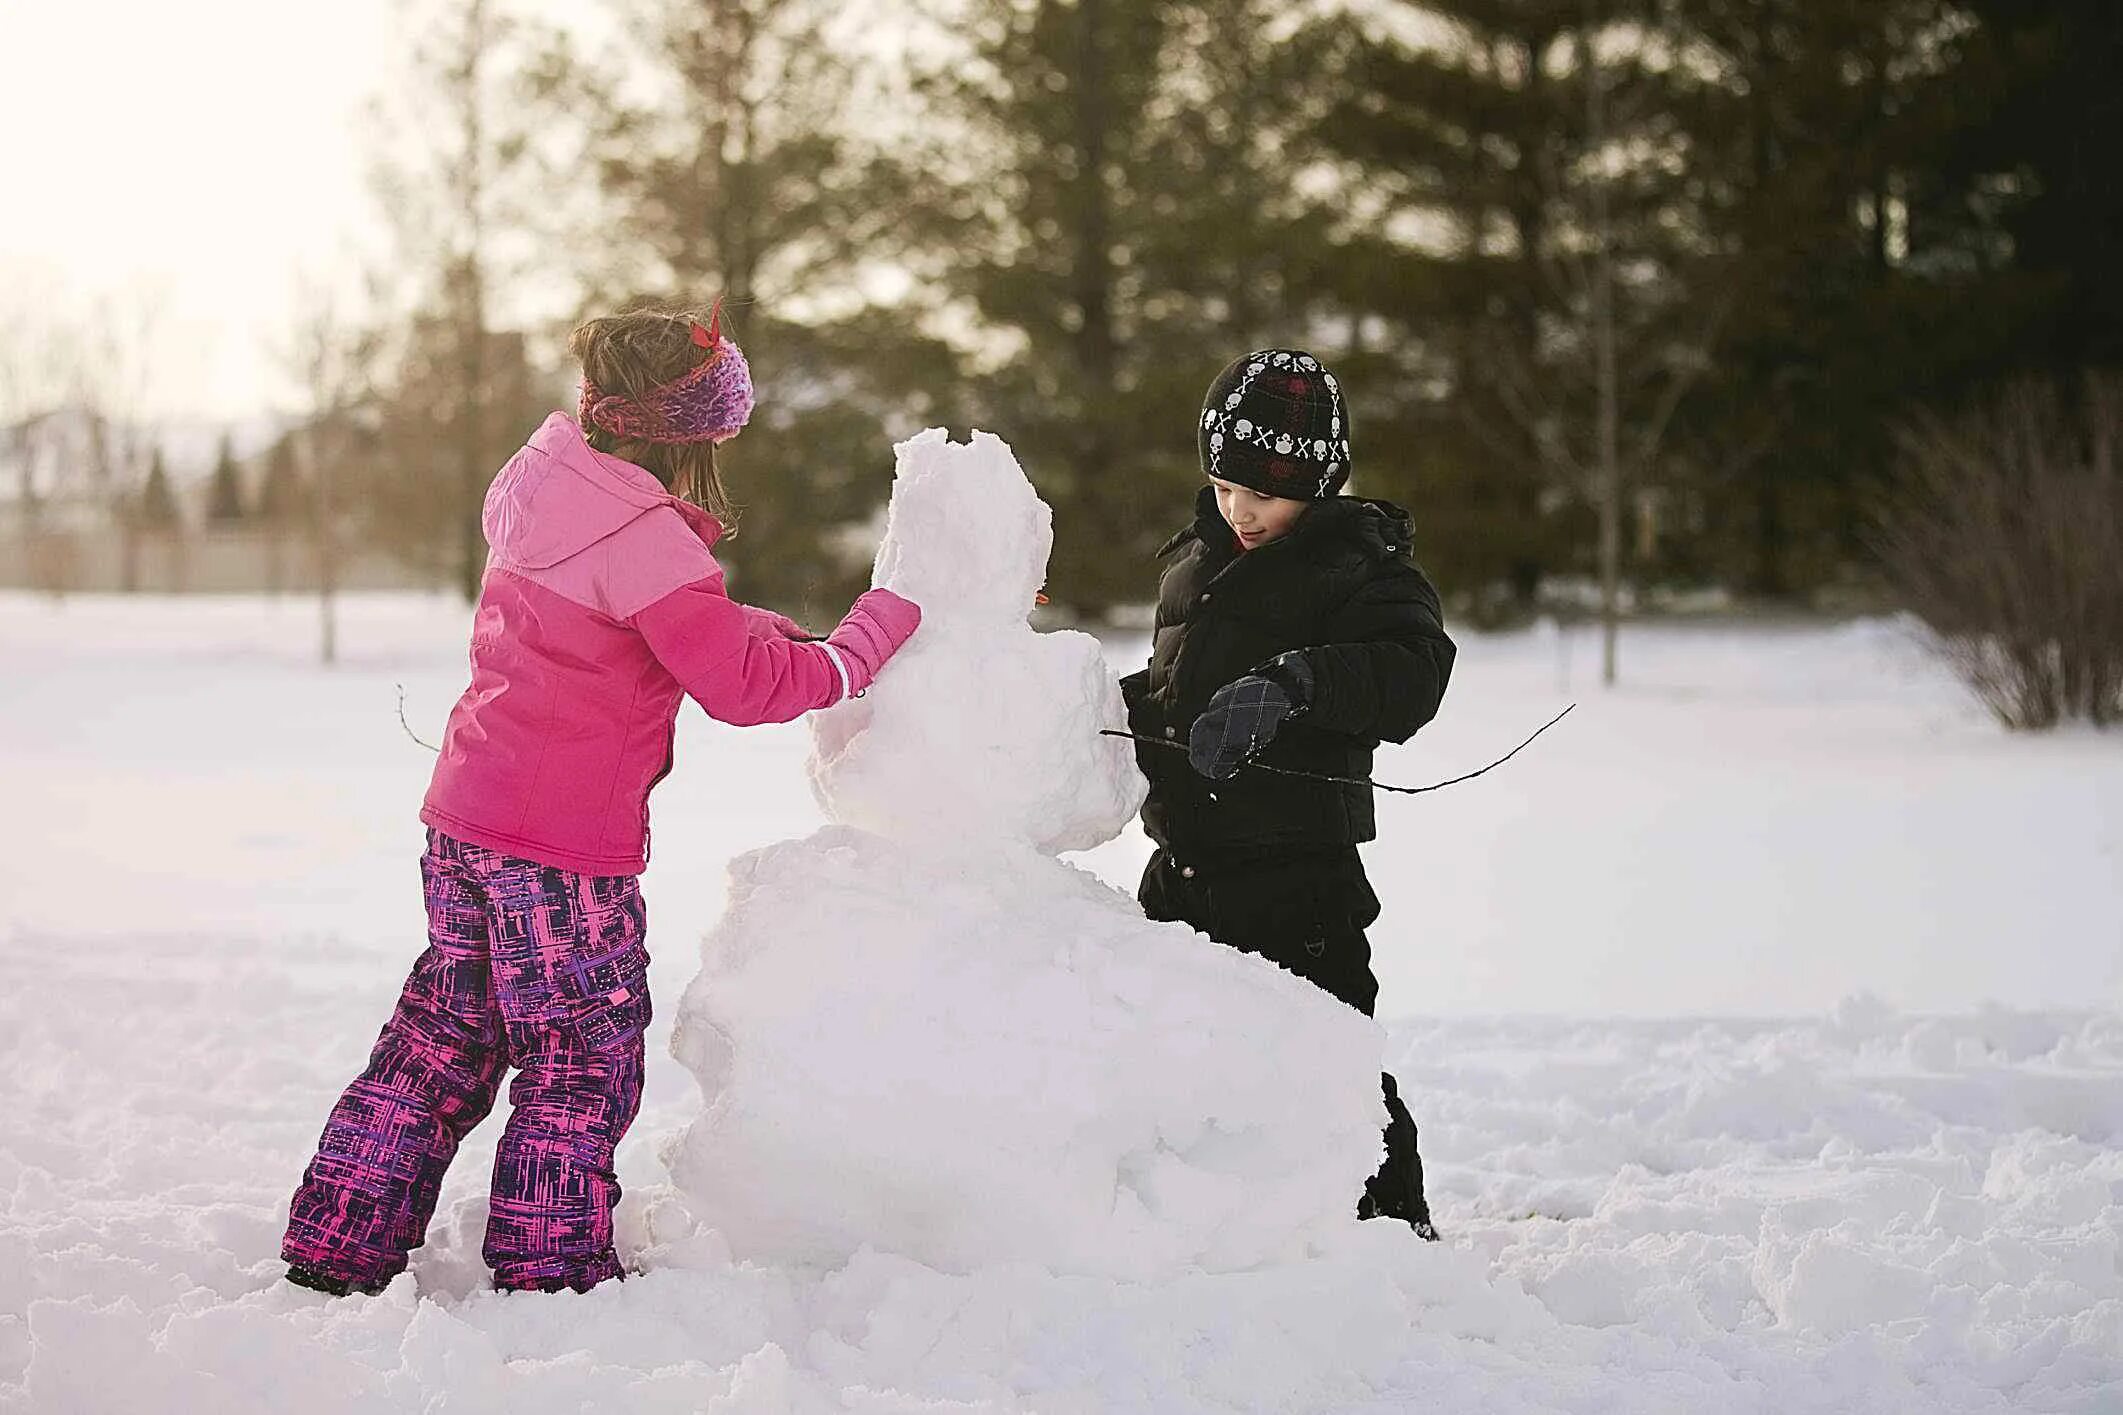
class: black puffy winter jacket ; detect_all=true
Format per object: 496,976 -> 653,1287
1121,486 -> 1456,858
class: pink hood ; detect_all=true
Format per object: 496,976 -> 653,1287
484,414 -> 699,568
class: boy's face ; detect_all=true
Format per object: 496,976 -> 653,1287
1210,478 -> 1309,550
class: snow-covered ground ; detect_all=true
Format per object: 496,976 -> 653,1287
4,589 -> 2121,1412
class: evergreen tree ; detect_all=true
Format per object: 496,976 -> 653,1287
255,435 -> 307,523
1949,0 -> 2123,371
917,0 -> 1344,616
368,315 -> 544,583
205,434 -> 246,524
1321,0 -> 2065,607
1316,0 -> 1722,621
1666,0 -> 2015,597
252,432 -> 308,597
360,0 -> 543,601
137,447 -> 180,530
525,0 -> 960,617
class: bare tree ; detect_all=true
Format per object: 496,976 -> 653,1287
74,294 -> 168,594
0,300 -> 74,496
368,0 -> 536,603
443,0 -> 495,605
288,286 -> 384,666
0,293 -> 109,596
0,303 -> 66,587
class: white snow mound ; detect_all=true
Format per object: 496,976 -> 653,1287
667,428 -> 1386,1278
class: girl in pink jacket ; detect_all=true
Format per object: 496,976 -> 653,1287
281,303 -> 920,1296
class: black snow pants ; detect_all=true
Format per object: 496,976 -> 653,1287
1138,847 -> 1433,1234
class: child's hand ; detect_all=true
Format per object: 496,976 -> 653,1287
825,589 -> 923,696
1188,653 -> 1314,779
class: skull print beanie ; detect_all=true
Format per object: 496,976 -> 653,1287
1197,348 -> 1352,500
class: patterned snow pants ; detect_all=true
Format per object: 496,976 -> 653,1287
282,829 -> 651,1292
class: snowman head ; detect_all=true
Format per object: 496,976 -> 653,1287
866,429 -> 1048,629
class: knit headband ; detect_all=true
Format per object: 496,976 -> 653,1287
578,303 -> 756,446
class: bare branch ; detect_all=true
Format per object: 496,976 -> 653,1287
1628,291 -> 1730,475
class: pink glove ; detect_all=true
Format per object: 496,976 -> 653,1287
743,604 -> 812,640
825,589 -> 922,697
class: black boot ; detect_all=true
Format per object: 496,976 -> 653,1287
285,1264 -> 387,1297
1358,1073 -> 1438,1240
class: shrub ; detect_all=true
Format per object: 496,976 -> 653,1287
1873,373 -> 2123,730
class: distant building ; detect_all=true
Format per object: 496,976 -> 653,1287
1,406 -> 435,595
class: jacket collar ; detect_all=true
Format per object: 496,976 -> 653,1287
1163,485 -> 1413,564
532,411 -> 726,550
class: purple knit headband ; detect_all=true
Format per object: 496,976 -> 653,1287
579,308 -> 756,446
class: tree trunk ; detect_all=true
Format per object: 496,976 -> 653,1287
455,0 -> 490,606
1752,472 -> 1786,598
1068,0 -> 1124,617
729,4 -> 760,304
311,433 -> 339,666
1510,31 -> 1558,614
1587,3 -> 1622,686
458,273 -> 486,605
1868,19 -> 1892,277
119,513 -> 141,595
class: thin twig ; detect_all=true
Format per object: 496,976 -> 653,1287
1101,704 -> 1576,796
396,683 -> 440,753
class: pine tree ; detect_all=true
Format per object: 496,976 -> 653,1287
1317,0 -> 1721,624
205,434 -> 246,524
1945,0 -> 2123,371
253,432 -> 308,598
255,435 -> 307,524
523,0 -> 960,617
1666,0 -> 2009,597
137,447 -> 180,531
916,0 -> 1343,616
368,314 -> 543,585
360,0 -> 540,601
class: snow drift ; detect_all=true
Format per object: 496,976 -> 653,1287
5,583 -> 2122,1411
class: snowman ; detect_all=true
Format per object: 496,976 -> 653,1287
662,429 -> 1384,1280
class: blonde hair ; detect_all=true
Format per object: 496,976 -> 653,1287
568,301 -> 739,530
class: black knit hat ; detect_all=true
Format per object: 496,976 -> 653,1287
1197,348 -> 1351,500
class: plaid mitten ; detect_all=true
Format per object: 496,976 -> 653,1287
1188,652 -> 1314,779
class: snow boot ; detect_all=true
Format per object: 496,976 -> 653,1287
1359,1073 -> 1439,1240
284,1264 -> 388,1297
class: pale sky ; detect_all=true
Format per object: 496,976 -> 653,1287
1,0 -> 1434,426
1,1 -> 394,421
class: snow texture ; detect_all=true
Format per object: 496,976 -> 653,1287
668,429 -> 1385,1278
5,927 -> 2120,1412
4,554 -> 2122,1407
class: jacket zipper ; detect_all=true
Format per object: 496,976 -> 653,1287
641,728 -> 675,865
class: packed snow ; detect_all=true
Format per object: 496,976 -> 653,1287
803,429 -> 1144,854
3,430 -> 2122,1409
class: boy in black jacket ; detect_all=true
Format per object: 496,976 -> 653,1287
1120,349 -> 1456,1237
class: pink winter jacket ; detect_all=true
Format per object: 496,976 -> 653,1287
422,413 -> 870,876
